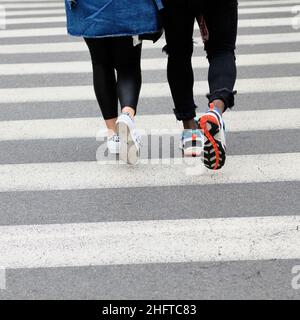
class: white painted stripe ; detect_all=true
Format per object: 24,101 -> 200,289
0,109 -> 298,142
1,0 -> 299,8
1,215 -> 300,269
238,17 -> 293,27
0,77 -> 299,103
4,9 -> 66,16
239,0 -> 300,7
3,6 -> 296,17
4,16 -> 66,25
0,16 -> 294,30
0,27 -> 67,38
0,61 -> 93,75
1,52 -> 299,75
236,32 -> 300,45
3,16 -> 295,27
0,0 -> 60,2
0,33 -> 299,54
0,3 -> 63,9
0,41 -> 85,54
239,5 -> 300,14
0,0 -> 288,3
0,153 -> 299,193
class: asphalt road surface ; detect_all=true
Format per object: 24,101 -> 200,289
0,0 -> 300,300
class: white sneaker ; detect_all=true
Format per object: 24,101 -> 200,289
116,113 -> 141,165
107,134 -> 120,154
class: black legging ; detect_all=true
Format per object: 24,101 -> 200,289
85,37 -> 142,120
162,0 -> 238,121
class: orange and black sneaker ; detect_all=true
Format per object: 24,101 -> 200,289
198,104 -> 226,170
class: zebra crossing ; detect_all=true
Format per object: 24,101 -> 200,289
0,0 -> 299,299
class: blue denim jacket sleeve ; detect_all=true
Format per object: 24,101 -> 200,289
65,0 -> 164,38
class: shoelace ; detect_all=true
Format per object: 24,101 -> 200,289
108,135 -> 120,143
119,113 -> 142,146
133,130 -> 142,147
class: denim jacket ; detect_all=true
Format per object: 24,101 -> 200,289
65,0 -> 163,38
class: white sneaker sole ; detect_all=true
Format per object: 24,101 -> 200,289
182,147 -> 202,157
116,120 -> 140,165
107,143 -> 120,155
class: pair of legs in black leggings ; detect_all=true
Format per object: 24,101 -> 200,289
85,37 -> 142,133
162,0 -> 238,127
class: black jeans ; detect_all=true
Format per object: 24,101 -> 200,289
162,0 -> 238,121
85,37 -> 142,120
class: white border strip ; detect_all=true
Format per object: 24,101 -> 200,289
238,0 -> 300,7
0,109 -> 298,141
1,16 -> 295,27
0,0 -> 299,271
1,215 -> 300,269
0,77 -> 299,103
2,6 -> 297,17
0,16 -> 294,30
1,0 -> 299,8
0,52 -> 299,75
1,33 -> 299,54
0,153 -> 299,193
6,5 -> 300,17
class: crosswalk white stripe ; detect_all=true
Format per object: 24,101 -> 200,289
1,0 -> 288,2
2,16 -> 295,27
238,17 -> 294,27
4,9 -> 66,16
0,0 -> 60,2
0,77 -> 299,103
0,16 -> 294,30
238,0 -> 300,7
0,27 -> 67,38
1,215 -> 300,269
0,153 -> 299,192
150,51 -> 300,69
1,9 -> 65,17
236,32 -> 300,45
1,52 -> 299,75
0,109 -> 298,142
1,33 -> 299,54
3,16 -> 66,24
3,6 -> 298,17
239,5 -> 300,14
1,0 -> 299,8
0,3 -> 63,9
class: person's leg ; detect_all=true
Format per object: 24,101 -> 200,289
112,37 -> 143,165
162,0 -> 197,129
197,0 -> 238,170
112,37 -> 142,119
162,0 -> 203,157
202,0 -> 238,114
84,37 -> 119,136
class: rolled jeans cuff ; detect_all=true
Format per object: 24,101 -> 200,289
173,106 -> 197,121
207,88 -> 237,111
